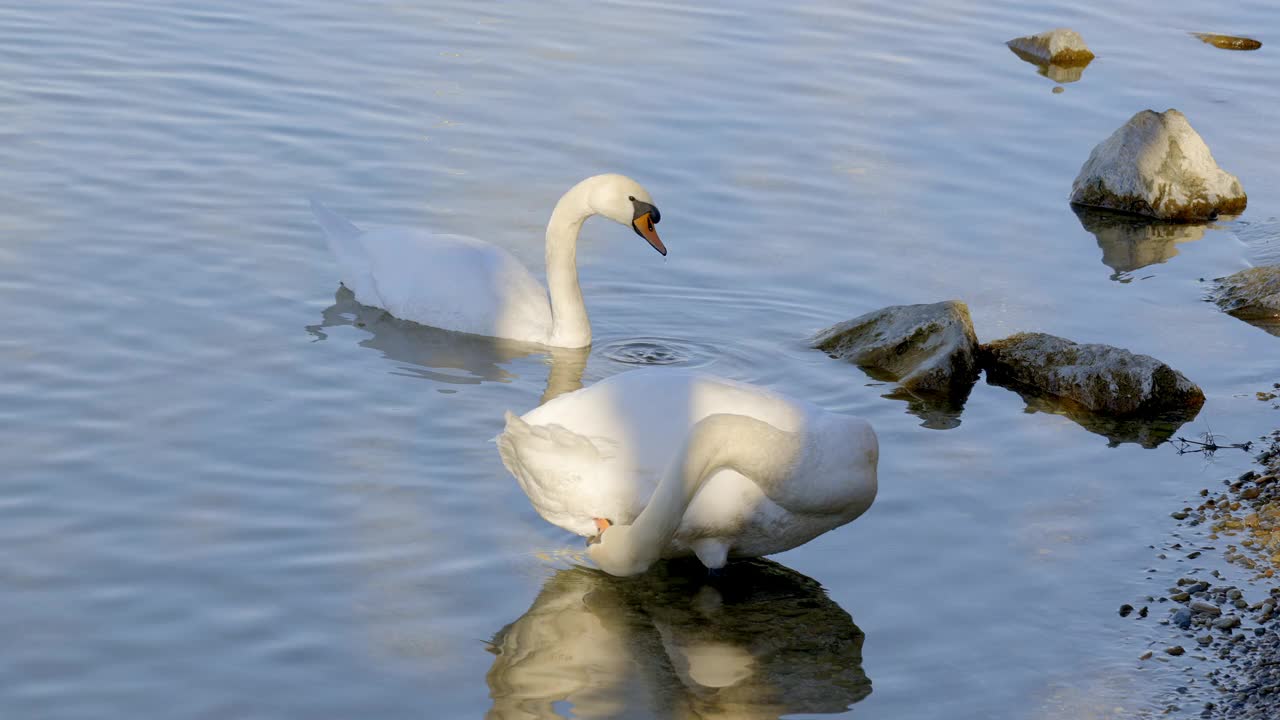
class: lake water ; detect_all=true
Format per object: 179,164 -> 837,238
3,1 -> 1279,718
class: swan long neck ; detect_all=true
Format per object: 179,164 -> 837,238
623,414 -> 805,569
543,178 -> 599,348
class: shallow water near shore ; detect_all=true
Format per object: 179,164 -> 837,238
2,1 -> 1279,718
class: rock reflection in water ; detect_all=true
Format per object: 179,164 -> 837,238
1072,205 -> 1207,281
985,377 -> 1198,448
1007,46 -> 1092,84
307,286 -> 587,403
485,559 -> 870,719
880,383 -> 969,430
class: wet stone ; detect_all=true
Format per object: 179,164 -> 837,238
1213,615 -> 1242,630
1191,601 -> 1223,616
1174,608 -> 1193,629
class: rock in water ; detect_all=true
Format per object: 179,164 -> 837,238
1007,28 -> 1095,66
979,333 -> 1205,416
1212,266 -> 1280,318
812,301 -> 980,399
1191,33 -> 1262,51
1070,109 -> 1247,222
1211,266 -> 1280,337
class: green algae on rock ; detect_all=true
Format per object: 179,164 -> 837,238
813,300 -> 980,399
1211,266 -> 1280,336
1006,28 -> 1095,66
1070,109 -> 1247,222
979,332 -> 1205,417
1192,33 -> 1263,51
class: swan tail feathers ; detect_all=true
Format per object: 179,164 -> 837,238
308,197 -> 362,242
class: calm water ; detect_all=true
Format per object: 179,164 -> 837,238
3,2 -> 1279,718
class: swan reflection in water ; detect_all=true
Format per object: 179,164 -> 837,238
307,286 -> 588,404
485,559 -> 871,719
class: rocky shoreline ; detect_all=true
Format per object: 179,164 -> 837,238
1126,395 -> 1280,718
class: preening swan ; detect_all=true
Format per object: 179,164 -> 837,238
310,174 -> 665,348
497,369 -> 879,576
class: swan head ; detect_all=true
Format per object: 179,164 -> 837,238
586,518 -> 655,577
587,174 -> 666,256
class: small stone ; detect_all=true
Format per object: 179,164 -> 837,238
1197,634 -> 1213,645
1228,589 -> 1243,600
1139,606 -> 1149,618
1234,598 -> 1249,610
1192,33 -> 1262,51
1140,650 -> 1153,660
1007,28 -> 1095,66
1172,511 -> 1190,520
1120,603 -> 1134,617
1242,486 -> 1263,500
1052,85 -> 1065,94
1173,608 -> 1193,629
1191,601 -> 1222,616
1172,592 -> 1191,602
1212,615 -> 1241,630
1166,645 -> 1186,656
1187,551 -> 1201,559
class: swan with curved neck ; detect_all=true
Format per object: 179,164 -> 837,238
497,369 -> 879,577
310,174 -> 665,348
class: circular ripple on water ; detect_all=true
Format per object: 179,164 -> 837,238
600,337 -> 719,368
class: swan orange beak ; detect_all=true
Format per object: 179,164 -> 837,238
586,517 -> 612,546
632,213 -> 666,256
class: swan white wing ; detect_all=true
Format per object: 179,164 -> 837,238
498,412 -> 645,536
357,228 -> 553,343
311,203 -> 554,344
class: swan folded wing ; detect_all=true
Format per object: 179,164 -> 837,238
498,412 -> 629,535
358,230 -> 552,342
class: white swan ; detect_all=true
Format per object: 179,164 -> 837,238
497,369 -> 879,576
310,174 -> 665,348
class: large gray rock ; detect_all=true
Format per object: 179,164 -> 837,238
1007,28 -> 1095,66
1070,109 -> 1247,222
979,333 -> 1205,416
1211,266 -> 1280,336
813,301 -> 979,398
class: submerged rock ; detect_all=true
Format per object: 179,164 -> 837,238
1007,28 -> 1095,66
1008,48 -> 1091,83
1192,33 -> 1262,51
813,301 -> 980,398
1073,205 -> 1207,280
1070,109 -> 1247,222
1211,266 -> 1280,336
980,333 -> 1205,416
